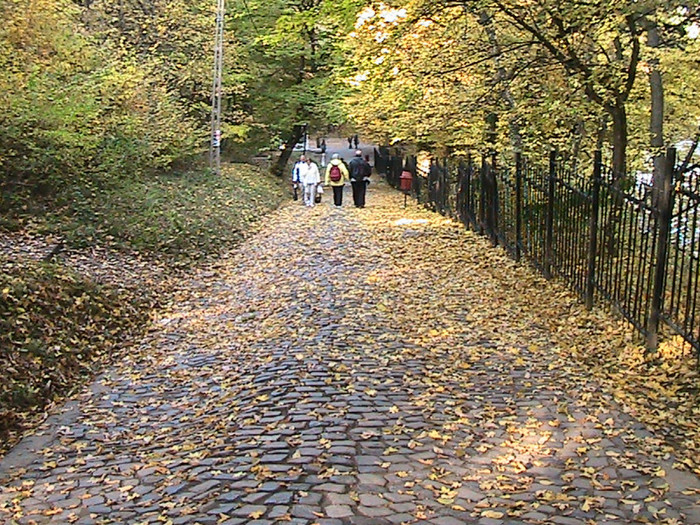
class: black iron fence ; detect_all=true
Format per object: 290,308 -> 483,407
377,147 -> 700,359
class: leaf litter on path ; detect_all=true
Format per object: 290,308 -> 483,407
1,181 -> 699,524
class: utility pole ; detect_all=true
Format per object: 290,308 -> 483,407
210,0 -> 225,174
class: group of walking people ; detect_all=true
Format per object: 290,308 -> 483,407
292,149 -> 372,208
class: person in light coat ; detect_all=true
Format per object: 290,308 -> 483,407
300,157 -> 321,207
291,155 -> 306,201
324,153 -> 350,206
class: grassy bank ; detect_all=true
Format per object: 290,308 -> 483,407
0,257 -> 150,452
0,163 -> 288,453
61,163 -> 287,257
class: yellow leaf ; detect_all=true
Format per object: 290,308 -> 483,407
481,510 -> 504,518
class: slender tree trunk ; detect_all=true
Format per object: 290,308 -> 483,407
647,20 -> 665,193
570,119 -> 585,174
610,102 -> 628,181
596,115 -> 607,151
272,125 -> 305,177
479,11 -> 522,151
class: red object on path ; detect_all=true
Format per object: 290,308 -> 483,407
400,170 -> 413,192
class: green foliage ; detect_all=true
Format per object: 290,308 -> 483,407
59,164 -> 287,258
340,0 -> 700,170
0,0 -> 207,218
229,0 -> 359,147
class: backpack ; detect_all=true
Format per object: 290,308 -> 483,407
329,164 -> 342,182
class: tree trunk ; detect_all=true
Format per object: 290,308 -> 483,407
570,119 -> 585,174
610,102 -> 628,181
271,125 -> 305,177
479,11 -> 522,151
647,20 -> 665,194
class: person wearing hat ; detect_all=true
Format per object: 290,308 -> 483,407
324,153 -> 350,206
348,149 -> 372,208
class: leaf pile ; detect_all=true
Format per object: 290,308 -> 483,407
0,256 -> 150,453
0,162 -> 288,453
549,310 -> 700,476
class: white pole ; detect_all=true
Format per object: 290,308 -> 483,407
210,0 -> 224,174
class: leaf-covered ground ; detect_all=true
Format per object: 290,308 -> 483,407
0,163 -> 287,455
0,255 -> 155,454
1,181 -> 699,524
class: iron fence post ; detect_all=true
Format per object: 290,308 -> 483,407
585,150 -> 602,309
544,150 -> 557,279
466,154 -> 473,228
479,154 -> 487,234
446,158 -> 451,216
491,152 -> 499,245
647,148 -> 676,351
515,152 -> 523,262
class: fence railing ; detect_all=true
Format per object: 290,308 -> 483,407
376,147 -> 700,359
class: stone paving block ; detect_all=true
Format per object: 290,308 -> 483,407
350,517 -> 392,525
266,491 -> 294,504
291,504 -> 322,519
325,504 -> 354,518
357,473 -> 386,486
269,505 -> 290,518
431,517 -> 466,525
316,482 -> 346,493
551,517 -> 586,525
299,492 -> 323,505
359,493 -> 386,507
359,505 -> 393,517
232,504 -> 266,517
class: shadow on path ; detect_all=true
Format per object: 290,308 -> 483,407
2,181 -> 699,524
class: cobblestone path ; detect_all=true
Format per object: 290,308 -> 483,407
2,182 -> 700,524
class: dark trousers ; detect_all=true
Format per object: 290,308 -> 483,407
332,185 -> 344,206
352,181 -> 367,207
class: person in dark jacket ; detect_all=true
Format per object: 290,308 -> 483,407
348,150 -> 372,208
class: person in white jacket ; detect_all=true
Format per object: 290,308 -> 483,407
300,157 -> 321,207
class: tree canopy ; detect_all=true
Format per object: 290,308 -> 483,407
340,0 -> 700,175
1,0 -> 699,201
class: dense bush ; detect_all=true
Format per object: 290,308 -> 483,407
0,0 -> 204,223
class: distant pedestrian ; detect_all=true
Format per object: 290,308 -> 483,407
300,157 -> 321,207
292,155 -> 305,201
320,139 -> 327,167
347,137 -> 353,149
325,153 -> 350,206
348,149 -> 372,208
353,134 -> 359,149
